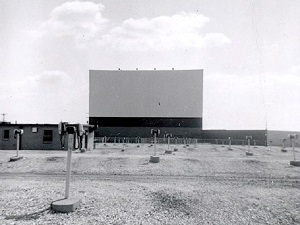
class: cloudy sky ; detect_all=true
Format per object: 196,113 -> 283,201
1,0 -> 300,131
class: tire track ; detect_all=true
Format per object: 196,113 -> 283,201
1,172 -> 299,188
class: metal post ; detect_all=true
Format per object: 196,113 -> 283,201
168,136 -> 170,151
16,133 -> 20,157
65,133 -> 74,199
154,133 -> 157,156
248,138 -> 250,152
292,141 -> 296,161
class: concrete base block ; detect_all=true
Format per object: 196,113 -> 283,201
228,148 -> 233,151
80,148 -> 86,153
51,198 -> 81,213
246,152 -> 254,156
174,148 -> 178,152
149,155 -> 160,163
183,146 -> 186,148
9,156 -> 23,162
165,150 -> 172,154
137,145 -> 140,148
290,161 -> 300,167
281,149 -> 287,152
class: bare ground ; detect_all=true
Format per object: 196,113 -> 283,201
0,144 -> 300,224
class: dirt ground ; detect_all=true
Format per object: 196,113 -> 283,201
0,144 -> 300,225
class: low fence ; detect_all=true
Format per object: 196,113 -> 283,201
94,137 -> 264,148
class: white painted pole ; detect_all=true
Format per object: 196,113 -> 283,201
16,133 -> 20,157
292,141 -> 296,161
154,133 -> 157,156
248,138 -> 250,152
65,133 -> 74,199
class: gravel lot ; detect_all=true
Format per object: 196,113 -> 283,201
0,144 -> 300,224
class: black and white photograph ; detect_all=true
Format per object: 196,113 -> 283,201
1,0 -> 300,224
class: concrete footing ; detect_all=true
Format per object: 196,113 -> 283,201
51,198 -> 81,213
9,156 -> 23,162
80,148 -> 86,153
290,161 -> 300,167
173,148 -> 178,152
281,149 -> 287,153
228,148 -> 233,151
149,155 -> 160,163
165,150 -> 172,154
246,152 -> 254,156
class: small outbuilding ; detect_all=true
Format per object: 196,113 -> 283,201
0,122 -> 94,150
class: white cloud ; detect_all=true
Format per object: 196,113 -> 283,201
3,70 -> 81,124
263,43 -> 279,49
34,70 -> 70,85
38,1 -> 108,44
98,12 -> 231,51
30,4 -> 230,51
289,65 -> 300,75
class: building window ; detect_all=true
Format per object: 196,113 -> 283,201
4,130 -> 9,140
32,127 -> 38,133
43,130 -> 53,143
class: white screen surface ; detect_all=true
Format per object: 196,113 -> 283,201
89,70 -> 203,118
